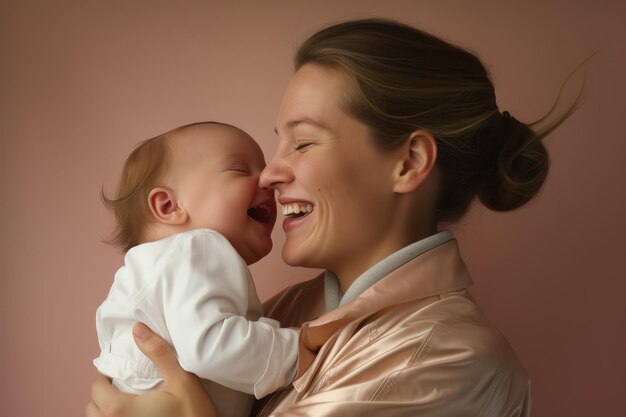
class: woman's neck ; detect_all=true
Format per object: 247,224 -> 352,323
333,229 -> 437,294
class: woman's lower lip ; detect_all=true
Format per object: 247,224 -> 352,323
282,213 -> 310,233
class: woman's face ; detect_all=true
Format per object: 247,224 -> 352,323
260,64 -> 404,282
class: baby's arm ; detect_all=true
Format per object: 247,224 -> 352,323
160,230 -> 299,399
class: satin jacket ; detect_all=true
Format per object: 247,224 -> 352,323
253,239 -> 531,417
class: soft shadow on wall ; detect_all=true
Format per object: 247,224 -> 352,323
1,2 -> 624,417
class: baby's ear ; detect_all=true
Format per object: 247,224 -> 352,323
148,187 -> 187,225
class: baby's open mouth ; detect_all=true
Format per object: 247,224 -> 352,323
282,203 -> 314,219
248,203 -> 275,225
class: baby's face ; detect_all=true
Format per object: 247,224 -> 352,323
173,124 -> 276,265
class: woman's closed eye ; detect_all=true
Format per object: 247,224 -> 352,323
293,141 -> 315,152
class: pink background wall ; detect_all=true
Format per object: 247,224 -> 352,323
2,1 -> 625,416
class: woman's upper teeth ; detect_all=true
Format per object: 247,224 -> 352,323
282,203 -> 314,216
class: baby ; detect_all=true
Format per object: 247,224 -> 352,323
93,122 -> 299,417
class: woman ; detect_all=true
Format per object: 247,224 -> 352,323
87,18 -> 576,417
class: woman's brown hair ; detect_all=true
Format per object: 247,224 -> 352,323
295,18 -> 580,222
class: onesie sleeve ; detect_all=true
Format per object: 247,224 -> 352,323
156,229 -> 299,399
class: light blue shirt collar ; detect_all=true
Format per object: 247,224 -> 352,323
324,230 -> 454,311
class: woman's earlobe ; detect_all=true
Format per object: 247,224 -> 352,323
392,130 -> 437,193
148,187 -> 188,225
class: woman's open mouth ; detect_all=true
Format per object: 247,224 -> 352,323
278,201 -> 314,233
282,202 -> 314,219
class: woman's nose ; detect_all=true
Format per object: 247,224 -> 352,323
260,153 -> 292,190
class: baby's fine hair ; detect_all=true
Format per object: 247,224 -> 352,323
102,121 -> 233,252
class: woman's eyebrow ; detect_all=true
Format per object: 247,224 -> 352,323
274,117 -> 328,134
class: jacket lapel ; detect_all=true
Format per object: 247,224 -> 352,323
295,239 -> 473,378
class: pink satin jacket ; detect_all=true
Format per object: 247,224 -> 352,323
253,239 -> 531,417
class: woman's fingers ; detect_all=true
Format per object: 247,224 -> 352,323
85,401 -> 101,417
89,373 -> 178,417
91,375 -> 116,409
90,374 -> 133,417
86,325 -> 215,417
132,323 -> 184,383
131,322 -> 218,417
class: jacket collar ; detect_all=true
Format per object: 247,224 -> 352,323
296,238 -> 473,377
324,231 -> 454,310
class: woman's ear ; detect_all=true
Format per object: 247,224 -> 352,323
148,187 -> 188,225
392,130 -> 438,194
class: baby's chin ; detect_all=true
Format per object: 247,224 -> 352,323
243,241 -> 273,266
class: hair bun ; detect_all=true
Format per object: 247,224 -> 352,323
478,112 -> 550,212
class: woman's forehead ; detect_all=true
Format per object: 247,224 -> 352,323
277,64 -> 351,132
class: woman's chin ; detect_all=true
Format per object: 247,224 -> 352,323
281,245 -> 325,270
281,246 -> 308,267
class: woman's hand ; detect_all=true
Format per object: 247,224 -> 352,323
85,323 -> 218,417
